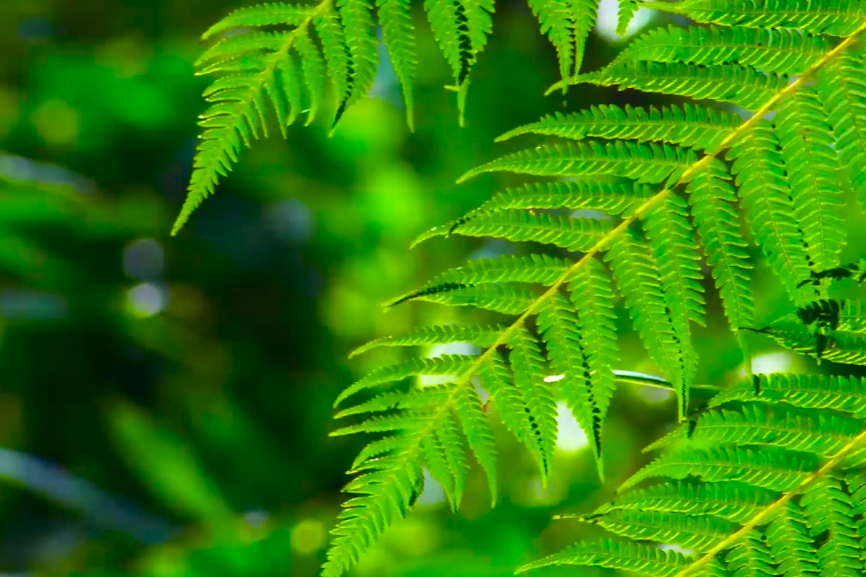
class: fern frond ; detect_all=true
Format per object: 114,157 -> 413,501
527,0 -> 575,90
774,87 -> 845,273
497,104 -> 741,150
413,210 -> 612,251
727,122 -> 813,303
753,319 -> 866,365
620,446 -> 817,492
332,0 -> 379,129
509,326 -> 558,486
392,283 -> 538,315
322,456 -> 422,577
568,258 -> 618,448
653,404 -> 863,456
538,290 -> 605,478
616,0 -> 640,36
686,164 -> 754,343
453,382 -> 498,505
334,354 -> 477,407
334,385 -> 452,419
611,25 -> 831,75
708,373 -> 866,416
800,475 -> 863,577
766,501 -> 818,577
517,539 -> 701,576
375,0 -> 417,129
175,3 -> 335,235
608,226 -> 691,420
474,177 -> 653,214
457,141 -> 697,185
817,51 -> 866,214
647,0 -> 866,37
594,480 -> 777,523
412,178 -> 651,246
573,61 -> 788,111
642,192 -> 706,379
203,4 -> 315,39
725,531 -> 774,577
394,255 -> 571,306
333,3 -> 866,574
349,323 -> 504,358
423,0 -> 494,125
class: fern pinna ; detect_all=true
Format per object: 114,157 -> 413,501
172,0 -> 602,235
325,0 -> 866,575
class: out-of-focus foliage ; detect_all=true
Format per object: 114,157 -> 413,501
5,0 -> 864,576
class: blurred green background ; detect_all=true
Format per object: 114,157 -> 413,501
2,0 -> 862,576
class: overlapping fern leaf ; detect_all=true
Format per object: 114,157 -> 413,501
326,1 -> 866,575
521,371 -> 866,577
175,0 -> 604,235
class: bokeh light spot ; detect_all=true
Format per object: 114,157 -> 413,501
127,283 -> 167,317
555,401 -> 589,453
123,239 -> 165,280
290,519 -> 326,555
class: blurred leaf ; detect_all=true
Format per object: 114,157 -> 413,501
103,398 -> 234,527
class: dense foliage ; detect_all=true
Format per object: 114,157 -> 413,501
6,0 -> 866,576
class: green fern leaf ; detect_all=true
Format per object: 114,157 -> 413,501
567,258 -> 618,450
496,104 -> 740,150
801,475 -> 863,577
654,404 -> 863,456
620,446 -> 817,492
527,0 -> 575,89
607,226 -> 691,420
708,373 -> 866,416
349,324 -> 504,358
333,0 -> 379,129
774,87 -> 845,273
570,0 -> 599,77
647,0 -> 866,37
376,0 -> 417,130
573,61 -> 788,111
686,164 -> 754,346
726,531 -> 774,577
313,2 -> 350,109
412,178 -> 651,247
510,326 -> 557,487
478,353 -> 535,446
423,0 -> 494,125
754,319 -> 866,365
390,283 -> 538,315
642,192 -> 706,385
202,3 -> 314,39
817,52 -> 866,214
616,0 -> 640,36
474,177 -> 653,214
727,122 -> 813,304
766,501 -> 819,577
517,539 -> 697,576
321,457 -> 422,577
590,509 -> 736,551
334,385 -> 452,419
594,480 -> 777,523
392,256 -> 571,303
412,210 -> 612,251
538,290 -> 605,479
334,354 -> 477,407
457,141 -> 697,185
610,25 -> 830,75
453,382 -> 498,506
